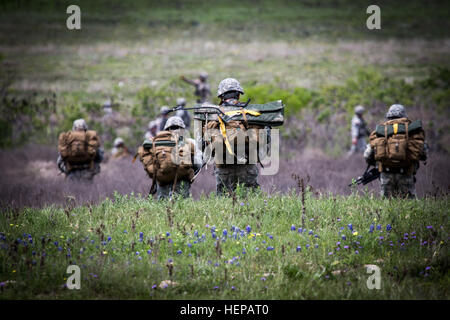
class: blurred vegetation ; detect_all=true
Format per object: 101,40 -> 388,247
1,0 -> 449,44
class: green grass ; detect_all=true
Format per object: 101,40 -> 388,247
1,190 -> 448,299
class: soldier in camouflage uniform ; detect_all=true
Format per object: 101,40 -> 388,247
157,106 -> 170,132
364,104 -> 428,199
175,97 -> 191,130
349,105 -> 369,155
144,120 -> 158,140
181,72 -> 211,103
111,137 -> 130,159
213,78 -> 260,195
156,116 -> 202,200
57,119 -> 104,182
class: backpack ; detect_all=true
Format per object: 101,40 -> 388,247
369,118 -> 425,171
137,131 -> 195,185
204,119 -> 264,165
58,130 -> 99,170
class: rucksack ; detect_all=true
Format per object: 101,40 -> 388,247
369,118 -> 425,170
195,102 -> 284,165
58,130 -> 99,170
137,131 -> 195,185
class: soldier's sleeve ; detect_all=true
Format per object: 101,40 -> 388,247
363,143 -> 375,165
57,154 -> 66,173
351,117 -> 360,139
191,138 -> 203,171
95,148 -> 104,163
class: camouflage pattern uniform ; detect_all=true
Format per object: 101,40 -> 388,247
144,120 -> 158,140
364,104 -> 427,199
156,116 -> 202,200
158,106 -> 170,132
57,119 -> 104,182
213,78 -> 260,195
181,72 -> 211,103
111,137 -> 130,159
175,97 -> 191,130
349,105 -> 369,154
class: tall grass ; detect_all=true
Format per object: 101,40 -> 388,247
0,191 -> 448,299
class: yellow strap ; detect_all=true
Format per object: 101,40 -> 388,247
132,153 -> 138,163
218,117 -> 234,155
216,109 -> 261,156
393,123 -> 398,134
224,109 -> 261,117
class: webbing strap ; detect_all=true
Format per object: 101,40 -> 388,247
217,109 -> 262,156
393,123 -> 398,135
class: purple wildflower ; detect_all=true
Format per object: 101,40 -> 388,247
291,225 -> 296,231
328,252 -> 333,255
377,225 -> 381,230
260,277 -> 266,281
246,226 -> 251,233
386,224 -> 392,231
177,250 -> 182,255
426,226 -> 433,229
267,246 -> 274,251
147,249 -> 152,254
348,224 -> 353,231
298,228 -> 303,233
296,246 -> 301,252
223,229 -> 228,237
369,224 -> 374,233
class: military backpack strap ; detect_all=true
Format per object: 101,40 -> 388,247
149,140 -> 158,195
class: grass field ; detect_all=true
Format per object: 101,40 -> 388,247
0,192 -> 448,299
0,0 -> 449,301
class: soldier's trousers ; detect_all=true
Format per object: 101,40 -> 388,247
380,172 -> 416,199
66,168 -> 98,182
156,180 -> 191,200
214,164 -> 259,195
349,137 -> 367,154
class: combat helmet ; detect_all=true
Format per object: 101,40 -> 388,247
217,78 -> 244,98
164,116 -> 185,130
199,72 -> 208,81
354,105 -> 365,115
386,104 -> 407,119
160,106 -> 170,115
72,119 -> 88,131
176,98 -> 186,107
114,137 -> 124,147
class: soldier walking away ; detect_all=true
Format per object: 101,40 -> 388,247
57,119 -> 104,182
156,116 -> 202,200
180,72 -> 211,103
155,116 -> 202,200
364,104 -> 428,199
111,137 -> 130,159
158,106 -> 171,132
144,120 -> 159,140
213,78 -> 260,195
175,97 -> 191,130
349,105 -> 370,155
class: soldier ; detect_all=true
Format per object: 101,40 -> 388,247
144,120 -> 159,140
156,116 -> 202,200
213,78 -> 260,195
175,97 -> 191,130
180,72 -> 211,103
111,137 -> 130,159
364,104 -> 428,199
57,119 -> 104,182
349,105 -> 370,155
158,106 -> 170,132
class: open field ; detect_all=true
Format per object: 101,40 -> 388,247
0,0 -> 449,301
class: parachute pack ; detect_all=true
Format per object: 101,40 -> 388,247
369,118 -> 425,171
194,100 -> 284,162
137,131 -> 195,186
58,130 -> 100,171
